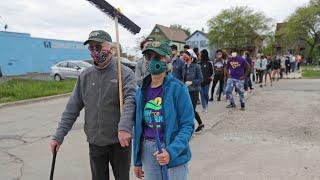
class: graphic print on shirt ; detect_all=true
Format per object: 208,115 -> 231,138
230,61 -> 241,69
144,97 -> 163,128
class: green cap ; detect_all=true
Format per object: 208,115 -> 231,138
83,30 -> 112,45
142,41 -> 172,56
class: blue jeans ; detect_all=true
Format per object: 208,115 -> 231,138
200,85 -> 210,109
226,78 -> 245,104
141,140 -> 189,180
290,62 -> 296,72
244,73 -> 253,90
223,79 -> 227,96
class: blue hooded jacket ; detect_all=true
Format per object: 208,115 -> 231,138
133,73 -> 195,168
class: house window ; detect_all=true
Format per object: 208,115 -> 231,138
200,40 -> 207,48
155,28 -> 159,33
188,41 -> 196,48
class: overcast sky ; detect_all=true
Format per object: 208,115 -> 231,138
0,0 -> 309,55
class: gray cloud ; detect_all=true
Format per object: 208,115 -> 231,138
0,0 -> 310,55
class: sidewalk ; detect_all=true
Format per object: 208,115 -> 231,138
282,71 -> 302,79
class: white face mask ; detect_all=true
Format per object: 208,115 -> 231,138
231,52 -> 237,57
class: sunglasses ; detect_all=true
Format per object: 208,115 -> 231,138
88,44 -> 102,52
144,51 -> 161,61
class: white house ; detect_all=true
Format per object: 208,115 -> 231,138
185,30 -> 216,59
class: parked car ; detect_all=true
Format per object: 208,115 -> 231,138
50,60 -> 92,81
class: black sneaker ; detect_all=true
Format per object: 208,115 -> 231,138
209,98 -> 214,102
226,103 -> 236,108
195,124 -> 204,132
241,103 -> 245,111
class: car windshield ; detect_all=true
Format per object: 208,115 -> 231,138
74,61 -> 92,68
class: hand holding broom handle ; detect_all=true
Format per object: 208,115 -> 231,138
153,122 -> 169,180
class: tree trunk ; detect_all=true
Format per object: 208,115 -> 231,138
307,42 -> 316,61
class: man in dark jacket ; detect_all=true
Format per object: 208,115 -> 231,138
182,50 -> 204,132
170,44 -> 184,81
50,30 -> 136,180
243,51 -> 253,92
199,49 -> 213,112
210,49 -> 226,101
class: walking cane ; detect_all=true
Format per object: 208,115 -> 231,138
152,120 -> 169,180
49,146 -> 57,180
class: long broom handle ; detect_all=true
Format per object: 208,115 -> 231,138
153,123 -> 169,180
49,147 -> 57,180
114,9 -> 124,113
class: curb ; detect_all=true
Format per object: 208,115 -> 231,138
0,93 -> 71,109
301,77 -> 320,79
282,77 -> 302,79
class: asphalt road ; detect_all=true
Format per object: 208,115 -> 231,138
0,78 -> 319,180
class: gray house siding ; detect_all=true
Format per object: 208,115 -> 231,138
186,31 -> 216,59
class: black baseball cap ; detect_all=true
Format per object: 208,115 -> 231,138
170,44 -> 178,51
83,30 -> 112,45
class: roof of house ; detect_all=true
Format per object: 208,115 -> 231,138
185,30 -> 208,41
150,24 -> 188,43
276,22 -> 287,32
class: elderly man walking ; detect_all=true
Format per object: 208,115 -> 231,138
50,30 -> 136,180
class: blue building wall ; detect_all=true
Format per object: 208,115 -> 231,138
0,31 -> 91,75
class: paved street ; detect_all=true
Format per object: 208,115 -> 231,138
0,78 -> 319,180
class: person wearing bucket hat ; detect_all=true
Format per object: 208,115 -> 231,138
51,30 -> 137,180
133,41 -> 194,180
135,39 -> 153,86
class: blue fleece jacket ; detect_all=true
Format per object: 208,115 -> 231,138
133,73 -> 195,168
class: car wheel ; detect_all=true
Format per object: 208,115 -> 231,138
54,74 -> 62,81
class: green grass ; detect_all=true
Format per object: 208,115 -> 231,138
301,65 -> 320,70
0,79 -> 76,104
302,70 -> 320,78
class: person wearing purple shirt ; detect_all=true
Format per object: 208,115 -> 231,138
225,52 -> 250,110
143,86 -> 165,141
133,41 -> 194,180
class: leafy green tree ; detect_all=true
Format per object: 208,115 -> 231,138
282,0 -> 320,60
207,6 -> 272,51
261,34 -> 276,56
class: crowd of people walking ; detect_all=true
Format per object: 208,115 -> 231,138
50,30 -> 304,180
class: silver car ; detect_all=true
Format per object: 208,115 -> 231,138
50,60 -> 92,81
